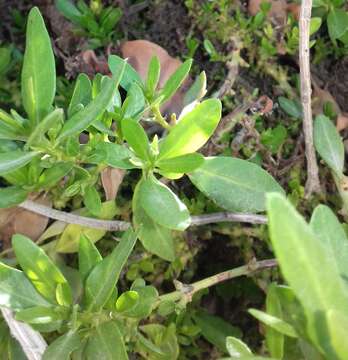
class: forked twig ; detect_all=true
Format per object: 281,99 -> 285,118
299,0 -> 321,196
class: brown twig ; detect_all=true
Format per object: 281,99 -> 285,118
18,200 -> 267,233
299,0 -> 321,196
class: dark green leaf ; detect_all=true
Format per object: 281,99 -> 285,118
78,234 -> 102,282
43,331 -> 82,360
0,187 -> 28,208
0,262 -> 50,310
0,150 -> 38,175
138,175 -> 191,231
86,321 -> 128,360
159,59 -> 192,104
158,99 -> 221,159
12,234 -> 72,305
278,97 -> 302,119
157,153 -> 204,173
21,7 -> 56,124
327,8 -> 348,41
55,0 -> 82,24
38,162 -> 73,188
68,73 -> 92,117
85,228 -> 137,311
190,157 -> 284,213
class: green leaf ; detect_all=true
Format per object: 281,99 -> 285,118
12,234 -> 72,305
266,193 -> 348,346
68,73 -> 92,117
138,175 -> 191,231
55,0 -> 82,24
86,321 -> 128,360
0,262 -> 50,310
159,99 -> 221,159
325,309 -> 348,360
0,150 -> 38,175
78,234 -> 102,282
327,8 -> 348,41
278,97 -> 302,119
83,186 -> 102,217
42,331 -> 82,360
314,115 -> 344,175
0,187 -> 28,208
157,153 -> 204,173
248,309 -> 297,338
265,283 -> 284,358
133,181 -> 175,261
15,306 -> 65,324
146,56 -> 161,98
122,82 -> 145,119
108,54 -> 142,91
125,283 -> 158,318
260,125 -> 287,154
84,228 -> 137,311
159,59 -> 192,104
310,17 -> 322,35
58,60 -> 125,140
38,162 -> 73,188
21,7 -> 56,124
121,118 -> 150,161
310,205 -> 348,281
183,71 -> 207,106
190,157 -> 284,213
116,290 -> 139,312
26,109 -> 64,147
226,336 -> 252,357
193,311 -> 242,352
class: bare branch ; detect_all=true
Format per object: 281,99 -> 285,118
299,0 -> 321,196
190,212 -> 267,226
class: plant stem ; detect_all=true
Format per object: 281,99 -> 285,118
299,0 -> 321,197
151,105 -> 171,130
158,258 -> 277,304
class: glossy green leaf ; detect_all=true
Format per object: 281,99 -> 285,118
327,8 -> 348,41
109,54 -> 142,91
85,228 -> 137,311
193,311 -> 242,352
12,234 -> 72,305
86,321 -> 128,360
159,99 -> 221,159
138,175 -> 191,231
265,283 -> 284,358
157,153 -> 204,173
266,193 -> 348,319
159,59 -> 192,104
21,7 -> 56,124
0,150 -> 38,175
122,82 -> 145,118
0,187 -> 28,208
249,309 -> 297,338
183,71 -> 207,106
116,290 -> 139,312
68,73 -> 92,117
78,234 -> 102,282
42,331 -> 82,360
0,262 -> 50,310
310,205 -> 348,281
226,336 -> 252,357
314,115 -> 344,175
83,186 -> 102,217
190,157 -> 284,213
146,56 -> 161,97
38,162 -> 73,188
121,118 -> 150,160
15,306 -> 64,324
58,60 -> 125,140
133,181 -> 175,261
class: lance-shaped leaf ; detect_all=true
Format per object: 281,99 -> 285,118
58,59 -> 125,140
314,115 -> 344,175
84,229 -> 137,311
42,331 -> 82,360
0,150 -> 38,176
146,56 -> 161,98
226,336 -> 252,357
68,73 -> 92,117
138,175 -> 191,231
12,234 -> 72,305
156,153 -> 204,173
78,234 -> 102,281
0,187 -> 28,208
21,7 -> 56,124
0,263 -> 50,310
133,180 -> 175,261
190,157 -> 284,213
158,99 -> 221,159
85,321 -> 128,360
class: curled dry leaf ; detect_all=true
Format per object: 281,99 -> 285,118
0,194 -> 51,248
121,40 -> 191,116
101,167 -> 126,201
337,113 -> 348,132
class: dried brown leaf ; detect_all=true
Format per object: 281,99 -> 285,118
101,167 -> 126,201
